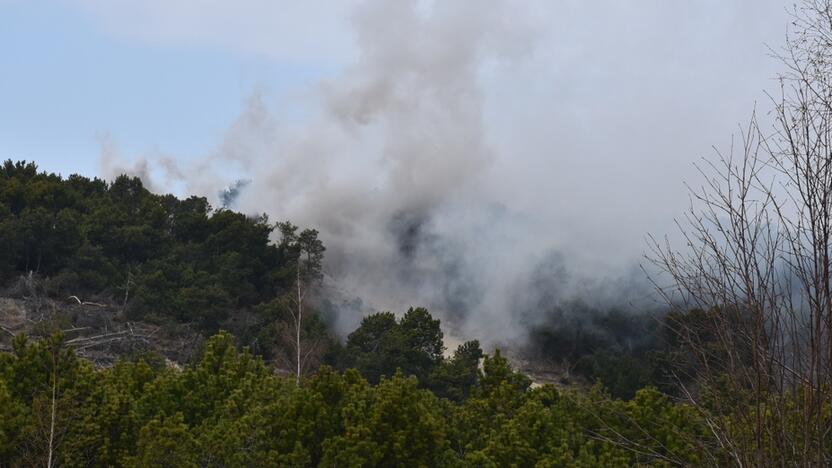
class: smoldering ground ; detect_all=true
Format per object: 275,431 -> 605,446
94,0 -> 791,349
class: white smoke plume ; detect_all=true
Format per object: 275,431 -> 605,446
95,0 -> 790,346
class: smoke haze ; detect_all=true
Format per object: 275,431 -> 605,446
91,0 -> 791,346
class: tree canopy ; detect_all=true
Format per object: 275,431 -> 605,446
0,331 -> 716,467
0,160 -> 315,339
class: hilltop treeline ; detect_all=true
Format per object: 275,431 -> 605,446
0,160 -> 312,336
0,160 -> 672,395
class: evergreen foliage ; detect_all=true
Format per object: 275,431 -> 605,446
2,160 -> 826,465
0,160 -> 311,340
0,332 -> 719,467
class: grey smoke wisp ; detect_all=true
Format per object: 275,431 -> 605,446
97,0 -> 791,347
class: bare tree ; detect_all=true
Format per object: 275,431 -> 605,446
648,1 -> 832,464
277,222 -> 325,386
19,335 -> 72,468
46,339 -> 58,468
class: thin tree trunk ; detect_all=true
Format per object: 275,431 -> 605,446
122,267 -> 132,314
296,256 -> 302,387
47,348 -> 57,468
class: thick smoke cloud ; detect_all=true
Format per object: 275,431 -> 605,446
94,0 -> 791,347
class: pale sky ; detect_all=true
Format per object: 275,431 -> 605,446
1,1 -> 789,179
0,1 -> 356,176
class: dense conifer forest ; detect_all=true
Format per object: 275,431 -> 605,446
0,160 -> 828,466
0,160 -> 293,333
